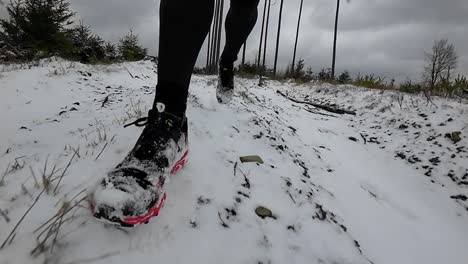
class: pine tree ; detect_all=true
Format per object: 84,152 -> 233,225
291,0 -> 304,74
69,22 -> 106,62
118,30 -> 147,61
104,42 -> 117,61
0,0 -> 75,57
293,59 -> 305,80
331,0 -> 340,79
318,68 -> 332,81
338,70 -> 351,83
273,0 -> 284,76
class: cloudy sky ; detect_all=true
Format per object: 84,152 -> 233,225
1,0 -> 467,82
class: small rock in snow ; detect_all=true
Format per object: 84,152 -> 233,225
240,155 -> 264,164
255,206 -> 273,219
445,132 -> 462,144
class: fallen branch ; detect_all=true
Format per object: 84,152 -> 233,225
276,90 -> 356,116
124,67 -> 135,79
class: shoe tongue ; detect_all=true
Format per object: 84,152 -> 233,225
155,102 -> 166,113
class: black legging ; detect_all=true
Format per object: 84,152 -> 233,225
154,0 -> 260,117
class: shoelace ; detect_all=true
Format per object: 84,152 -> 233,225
123,112 -> 179,128
124,117 -> 148,128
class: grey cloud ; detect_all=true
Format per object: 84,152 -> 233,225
1,0 -> 467,81
310,0 -> 468,31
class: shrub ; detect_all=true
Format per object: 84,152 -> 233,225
318,68 -> 333,81
435,75 -> 468,97
104,42 -> 117,62
399,80 -> 423,94
237,62 -> 258,76
353,73 -> 385,89
338,71 -> 352,83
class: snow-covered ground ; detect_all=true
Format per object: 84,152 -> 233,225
0,58 -> 467,264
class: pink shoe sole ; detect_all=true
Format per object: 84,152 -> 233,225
121,149 -> 189,226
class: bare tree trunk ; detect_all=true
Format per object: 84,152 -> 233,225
292,0 -> 304,75
447,66 -> 451,82
273,0 -> 284,76
257,0 -> 268,72
215,0 -> 225,73
259,0 -> 271,85
331,0 -> 340,80
241,41 -> 246,66
206,28 -> 211,70
209,0 -> 220,74
261,0 -> 271,73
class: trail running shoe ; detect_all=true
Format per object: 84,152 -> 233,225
217,62 -> 234,104
90,103 -> 188,227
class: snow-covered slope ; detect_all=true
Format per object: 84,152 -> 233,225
0,58 -> 467,264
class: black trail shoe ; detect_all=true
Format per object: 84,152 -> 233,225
217,63 -> 234,104
90,104 -> 189,227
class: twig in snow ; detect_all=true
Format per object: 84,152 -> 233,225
61,250 -> 123,264
287,190 -> 297,204
237,167 -> 251,189
50,210 -> 64,253
69,145 -> 81,159
360,133 -> 367,144
124,67 -> 135,79
233,162 -> 238,177
53,151 -> 78,194
276,90 -> 356,116
95,142 -> 108,161
303,107 -> 337,117
29,165 -> 40,188
0,209 -> 10,223
32,195 -> 87,256
218,211 -> 229,228
1,189 -> 45,249
34,190 -> 87,234
0,162 -> 10,186
101,95 -> 110,108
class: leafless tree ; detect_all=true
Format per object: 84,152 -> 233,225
257,0 -> 268,71
208,0 -> 220,73
206,26 -> 212,70
423,38 -> 458,91
214,0 -> 225,70
273,0 -> 284,76
206,0 -> 225,74
331,0 -> 350,80
259,0 -> 271,85
331,0 -> 340,80
241,41 -> 246,65
291,0 -> 304,74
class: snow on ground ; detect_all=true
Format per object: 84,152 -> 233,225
0,58 -> 467,264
